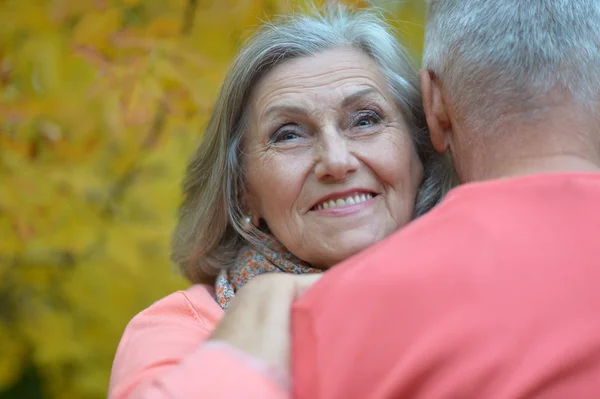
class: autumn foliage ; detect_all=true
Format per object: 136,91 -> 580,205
0,0 -> 425,397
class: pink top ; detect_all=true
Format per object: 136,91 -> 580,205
108,285 -> 288,398
292,173 -> 600,398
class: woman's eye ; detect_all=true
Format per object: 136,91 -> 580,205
271,126 -> 302,143
352,110 -> 381,128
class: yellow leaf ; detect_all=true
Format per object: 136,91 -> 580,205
146,15 -> 182,37
72,8 -> 123,55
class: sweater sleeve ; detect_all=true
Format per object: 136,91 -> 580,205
108,290 -> 288,399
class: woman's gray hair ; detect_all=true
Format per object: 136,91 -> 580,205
172,4 -> 455,283
423,0 -> 600,134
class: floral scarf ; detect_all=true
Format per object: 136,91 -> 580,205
215,231 -> 321,310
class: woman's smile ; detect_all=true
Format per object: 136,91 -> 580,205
310,190 -> 378,216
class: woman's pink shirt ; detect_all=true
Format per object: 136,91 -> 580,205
109,284 -> 287,398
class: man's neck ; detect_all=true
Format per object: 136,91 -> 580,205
459,126 -> 600,183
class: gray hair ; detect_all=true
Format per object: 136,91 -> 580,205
172,5 -> 454,283
423,0 -> 600,133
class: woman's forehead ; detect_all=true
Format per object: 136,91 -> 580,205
250,49 -> 390,116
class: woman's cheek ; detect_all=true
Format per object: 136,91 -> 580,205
257,159 -> 305,220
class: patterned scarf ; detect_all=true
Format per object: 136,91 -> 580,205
215,231 -> 322,310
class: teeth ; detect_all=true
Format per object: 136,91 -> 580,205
314,193 -> 375,211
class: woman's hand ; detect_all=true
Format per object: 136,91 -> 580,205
208,273 -> 321,373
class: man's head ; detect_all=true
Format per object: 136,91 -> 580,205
420,0 -> 600,181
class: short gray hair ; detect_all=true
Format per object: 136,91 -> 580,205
172,4 -> 454,283
423,0 -> 600,133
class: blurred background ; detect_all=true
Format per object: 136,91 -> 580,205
0,0 -> 425,397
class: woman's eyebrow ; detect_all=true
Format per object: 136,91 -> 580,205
341,88 -> 383,107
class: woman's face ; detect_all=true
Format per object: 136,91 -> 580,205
244,48 -> 423,269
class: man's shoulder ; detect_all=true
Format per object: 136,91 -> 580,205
292,174 -> 600,399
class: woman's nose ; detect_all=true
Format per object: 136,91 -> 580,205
314,128 -> 359,181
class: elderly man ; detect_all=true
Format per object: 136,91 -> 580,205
292,0 -> 600,398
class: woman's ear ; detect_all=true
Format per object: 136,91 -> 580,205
419,69 -> 451,153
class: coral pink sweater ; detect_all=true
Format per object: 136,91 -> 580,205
109,285 -> 287,398
292,173 -> 600,398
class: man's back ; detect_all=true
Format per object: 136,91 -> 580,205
292,173 -> 600,398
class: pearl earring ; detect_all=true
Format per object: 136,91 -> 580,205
242,215 -> 253,232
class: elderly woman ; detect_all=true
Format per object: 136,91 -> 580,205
109,5 -> 453,399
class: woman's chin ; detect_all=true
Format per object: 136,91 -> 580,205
309,235 -> 386,270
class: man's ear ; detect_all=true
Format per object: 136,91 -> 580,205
420,69 -> 451,153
